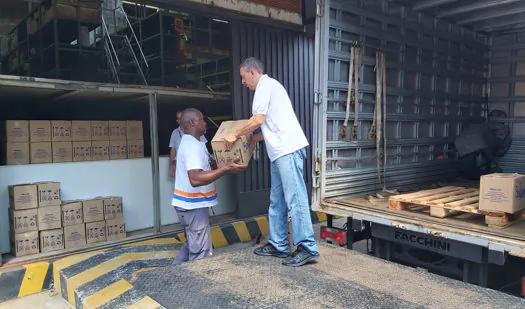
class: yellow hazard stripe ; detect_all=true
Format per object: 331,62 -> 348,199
255,216 -> 269,236
232,221 -> 251,242
66,250 -> 178,307
127,296 -> 163,309
82,279 -> 133,309
18,262 -> 50,298
53,249 -> 108,298
210,226 -> 228,248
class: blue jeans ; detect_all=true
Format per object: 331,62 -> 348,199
268,147 -> 319,255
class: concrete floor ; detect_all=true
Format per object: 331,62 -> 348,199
0,292 -> 69,309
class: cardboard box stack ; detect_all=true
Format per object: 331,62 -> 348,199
8,181 -> 62,256
2,120 -> 144,165
7,180 -> 127,257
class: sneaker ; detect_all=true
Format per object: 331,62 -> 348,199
282,246 -> 319,267
253,243 -> 289,258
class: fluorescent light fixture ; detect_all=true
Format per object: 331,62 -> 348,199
122,1 -> 160,11
212,18 -> 229,24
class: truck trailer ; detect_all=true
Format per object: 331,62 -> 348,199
311,0 -> 525,297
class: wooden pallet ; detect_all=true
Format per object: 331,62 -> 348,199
388,186 -> 525,228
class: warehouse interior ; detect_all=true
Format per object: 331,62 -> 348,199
0,0 -> 234,159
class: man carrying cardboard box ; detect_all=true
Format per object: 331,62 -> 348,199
169,110 -> 207,177
224,57 -> 320,267
172,108 -> 248,265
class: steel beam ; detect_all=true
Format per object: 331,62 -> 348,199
474,12 -> 525,31
149,92 -> 161,234
456,1 -> 525,25
413,0 -> 457,11
437,0 -> 522,18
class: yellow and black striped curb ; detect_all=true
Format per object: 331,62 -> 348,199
0,261 -> 53,303
0,212 -> 328,305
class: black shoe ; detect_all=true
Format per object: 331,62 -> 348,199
282,246 -> 319,267
254,243 -> 289,258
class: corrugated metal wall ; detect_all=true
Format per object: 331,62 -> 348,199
231,21 -> 315,193
490,32 -> 525,173
321,0 -> 489,199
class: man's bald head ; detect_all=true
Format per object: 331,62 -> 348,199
181,108 -> 206,138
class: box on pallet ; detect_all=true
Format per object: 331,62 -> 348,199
479,173 -> 525,213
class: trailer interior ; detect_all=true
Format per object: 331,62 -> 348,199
312,0 -> 525,297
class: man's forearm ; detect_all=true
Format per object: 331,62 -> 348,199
234,115 -> 264,138
188,166 -> 230,187
169,148 -> 176,167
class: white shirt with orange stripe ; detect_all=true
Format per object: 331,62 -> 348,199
172,134 -> 218,210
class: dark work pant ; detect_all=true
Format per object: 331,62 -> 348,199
172,207 -> 212,265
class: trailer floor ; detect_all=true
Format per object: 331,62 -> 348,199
133,242 -> 525,309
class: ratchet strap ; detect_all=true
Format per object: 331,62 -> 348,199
341,42 -> 361,140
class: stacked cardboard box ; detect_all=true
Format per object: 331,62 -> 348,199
61,196 -> 126,248
8,180 -> 127,257
2,120 -> 144,165
8,181 -> 62,256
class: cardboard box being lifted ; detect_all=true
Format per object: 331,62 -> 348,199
211,120 -> 256,168
479,173 -> 525,214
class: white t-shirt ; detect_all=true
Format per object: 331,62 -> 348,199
169,127 -> 207,161
171,135 -> 217,210
252,74 -> 309,162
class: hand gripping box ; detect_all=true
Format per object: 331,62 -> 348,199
211,120 -> 256,168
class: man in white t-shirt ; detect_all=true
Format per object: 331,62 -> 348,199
172,108 -> 248,265
225,57 -> 319,267
169,111 -> 207,177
